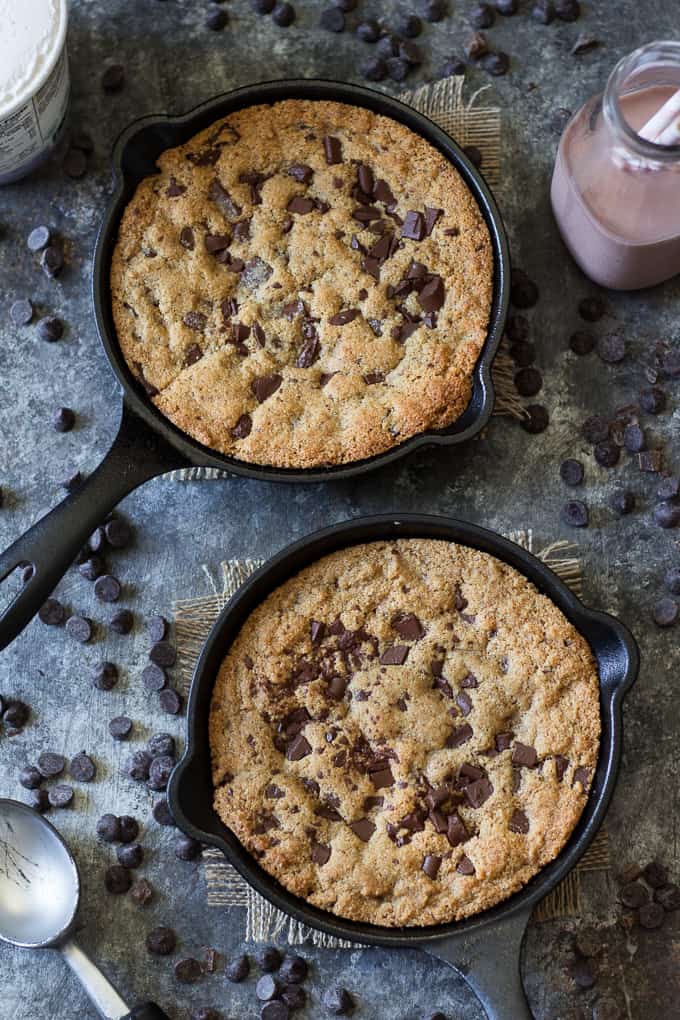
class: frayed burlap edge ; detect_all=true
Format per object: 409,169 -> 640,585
173,532 -> 607,945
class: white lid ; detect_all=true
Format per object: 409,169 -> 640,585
0,0 -> 68,115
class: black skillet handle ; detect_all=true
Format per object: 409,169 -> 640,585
420,907 -> 533,1020
123,1004 -> 173,1020
0,401 -> 187,653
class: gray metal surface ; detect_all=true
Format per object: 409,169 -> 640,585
0,1 -> 678,1018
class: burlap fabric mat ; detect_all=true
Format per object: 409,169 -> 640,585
172,532 -> 610,946
170,75 -> 523,484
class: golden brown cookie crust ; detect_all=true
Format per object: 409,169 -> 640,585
111,100 -> 493,468
209,539 -> 600,926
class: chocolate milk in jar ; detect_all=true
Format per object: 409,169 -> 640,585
551,41 -> 680,291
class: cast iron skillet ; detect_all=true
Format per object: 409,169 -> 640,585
0,80 -> 509,653
168,514 -> 638,1020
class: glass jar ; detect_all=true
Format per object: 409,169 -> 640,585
551,40 -> 680,291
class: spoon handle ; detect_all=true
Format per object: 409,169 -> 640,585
61,939 -> 129,1019
122,1006 -> 172,1020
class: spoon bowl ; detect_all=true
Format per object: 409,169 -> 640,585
0,799 -> 79,949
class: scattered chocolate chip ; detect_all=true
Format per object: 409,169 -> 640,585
320,6 -> 345,31
521,404 -> 549,434
148,754 -> 174,791
37,316 -> 64,342
571,32 -> 600,55
654,503 -> 680,529
638,902 -> 665,929
110,609 -> 134,635
569,330 -> 595,355
27,225 -> 51,252
470,2 -> 495,27
147,926 -> 176,956
19,766 -> 43,790
70,751 -> 96,782
277,954 -> 307,987
130,878 -> 154,907
639,386 -> 665,414
93,661 -> 119,691
101,64 -> 125,93
109,716 -> 133,740
657,475 -> 679,502
10,299 -> 33,327
465,30 -> 488,59
105,516 -> 131,549
254,946 -> 282,973
581,415 -> 609,444
225,953 -> 250,982
40,245 -> 64,278
610,490 -> 635,516
97,813 -> 121,842
664,567 -> 680,595
642,861 -> 668,888
117,815 -> 138,844
356,18 -> 380,41
514,367 -> 542,397
560,459 -> 584,486
594,440 -> 620,468
105,865 -> 131,894
322,987 -> 354,1015
37,752 -> 65,778
623,423 -> 645,453
652,598 -> 677,627
148,733 -> 175,758
66,615 -> 93,644
639,450 -> 663,473
256,974 -> 281,1002
48,784 -> 74,808
205,8 -> 228,29
480,51 -> 510,76
422,0 -> 447,21
94,574 -> 122,603
654,884 -> 680,911
272,0 -> 295,23
27,789 -> 49,813
439,56 -> 466,77
153,798 -> 175,827
175,833 -> 202,860
148,642 -> 176,670
38,598 -> 66,626
572,955 -> 597,989
117,842 -> 144,869
578,296 -> 605,321
532,0 -> 554,22
127,751 -> 152,782
159,688 -> 183,715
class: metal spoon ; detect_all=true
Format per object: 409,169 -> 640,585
0,798 -> 171,1020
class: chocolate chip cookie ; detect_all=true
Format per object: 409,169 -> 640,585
111,100 -> 493,468
210,539 -> 600,926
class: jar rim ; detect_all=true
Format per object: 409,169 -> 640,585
604,40 -> 680,162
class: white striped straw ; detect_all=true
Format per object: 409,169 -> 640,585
654,113 -> 680,147
638,87 -> 680,141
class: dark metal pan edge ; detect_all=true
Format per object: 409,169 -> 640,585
167,513 -> 638,948
93,79 -> 510,484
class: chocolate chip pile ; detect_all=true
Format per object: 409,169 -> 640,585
19,749 -> 96,813
618,859 -> 680,932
